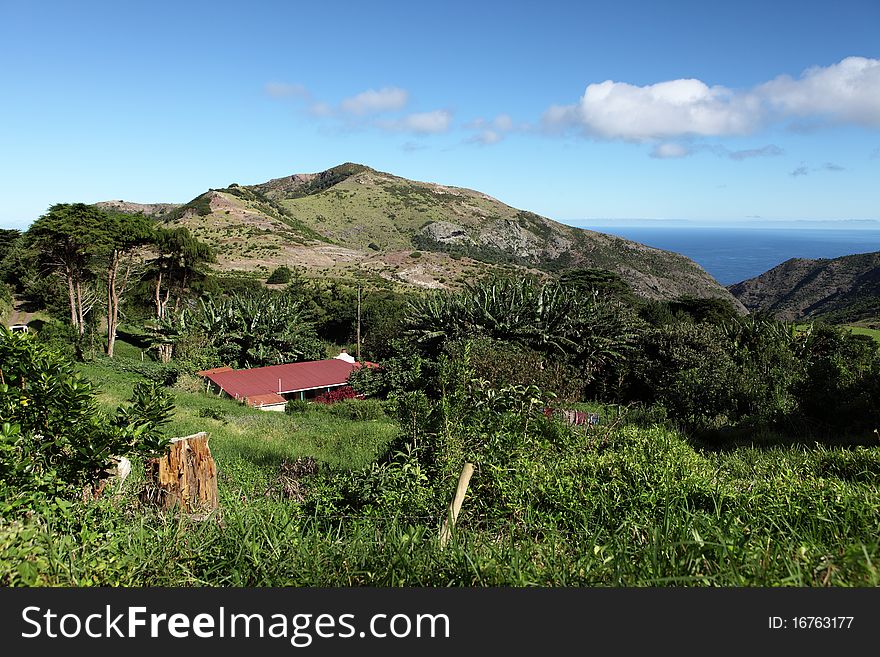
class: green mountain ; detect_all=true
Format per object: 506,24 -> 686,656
100,163 -> 741,305
728,251 -> 880,323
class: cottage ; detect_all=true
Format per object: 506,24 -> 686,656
198,355 -> 371,411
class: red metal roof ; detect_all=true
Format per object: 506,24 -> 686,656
202,359 -> 361,401
246,392 -> 287,407
196,366 -> 234,377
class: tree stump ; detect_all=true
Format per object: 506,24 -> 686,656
145,432 -> 218,514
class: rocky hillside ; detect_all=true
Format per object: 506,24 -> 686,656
728,251 -> 880,322
102,163 -> 741,305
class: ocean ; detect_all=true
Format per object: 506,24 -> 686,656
581,226 -> 880,286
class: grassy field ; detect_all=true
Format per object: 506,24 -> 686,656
847,325 -> 880,344
1,356 -> 879,587
76,360 -> 399,489
795,323 -> 880,346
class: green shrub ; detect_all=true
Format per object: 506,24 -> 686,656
794,324 -> 880,432
100,357 -> 183,386
328,398 -> 387,421
267,265 -> 293,284
0,328 -> 173,514
33,320 -> 78,358
0,283 -> 11,319
173,373 -> 205,394
285,399 -> 312,415
197,406 -> 227,422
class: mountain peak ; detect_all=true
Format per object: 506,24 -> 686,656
152,164 -> 740,304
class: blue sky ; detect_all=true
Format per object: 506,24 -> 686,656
1,0 -> 878,229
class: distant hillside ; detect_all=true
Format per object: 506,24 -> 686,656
728,251 -> 880,322
95,200 -> 180,217
99,163 -> 741,305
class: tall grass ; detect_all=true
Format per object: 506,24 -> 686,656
2,360 -> 878,587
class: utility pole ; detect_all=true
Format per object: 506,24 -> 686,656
356,285 -> 362,362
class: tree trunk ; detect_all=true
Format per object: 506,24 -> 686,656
154,271 -> 169,320
157,343 -> 173,363
144,432 -> 218,514
65,265 -> 79,332
106,249 -> 120,357
75,277 -> 85,337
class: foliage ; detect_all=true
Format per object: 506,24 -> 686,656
27,203 -> 110,338
266,265 -> 293,284
169,331 -> 221,371
326,398 -> 388,421
285,399 -> 312,415
200,273 -> 264,298
0,329 -> 173,515
348,344 -> 429,398
404,276 -> 643,392
3,357 -> 880,586
558,267 -> 639,305
624,319 -> 799,432
97,356 -> 184,386
173,373 -> 207,394
0,229 -> 21,265
0,283 -> 11,320
665,295 -> 741,325
445,337 -> 587,401
149,226 -> 214,313
793,324 -> 880,432
314,386 -> 358,404
161,193 -> 213,222
152,290 -> 324,368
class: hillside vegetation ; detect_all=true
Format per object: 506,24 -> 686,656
729,251 -> 880,323
2,355 -> 879,587
114,163 -> 741,305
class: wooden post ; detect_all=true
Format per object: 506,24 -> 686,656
144,432 -> 218,515
439,462 -> 474,549
356,285 -> 362,362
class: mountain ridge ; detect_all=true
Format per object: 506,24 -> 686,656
99,163 -> 742,306
728,251 -> 880,322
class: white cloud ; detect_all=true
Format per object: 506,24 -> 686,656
308,101 -> 333,117
380,110 -> 453,134
758,57 -> 880,127
650,142 -> 784,160
789,162 -> 845,177
401,141 -> 428,152
340,87 -> 409,115
493,114 -> 514,131
543,57 -> 880,145
265,82 -> 451,135
465,113 -> 517,145
265,82 -> 309,99
650,142 -> 691,159
541,104 -> 579,132
728,144 -> 783,160
547,78 -> 762,141
471,130 -> 502,145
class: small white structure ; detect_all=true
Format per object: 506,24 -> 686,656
9,324 -> 28,333
334,349 -> 356,364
